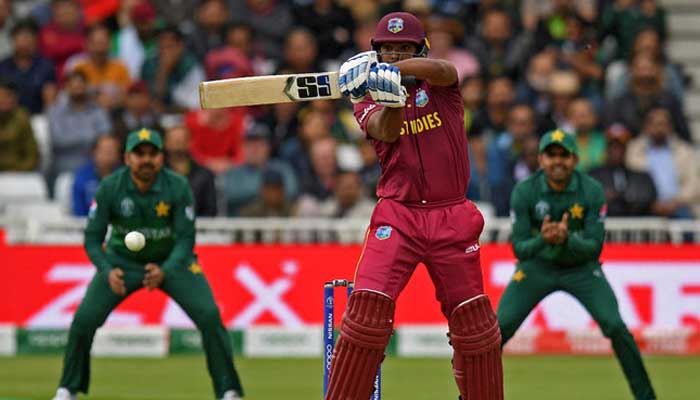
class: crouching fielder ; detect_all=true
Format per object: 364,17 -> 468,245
326,12 -> 503,400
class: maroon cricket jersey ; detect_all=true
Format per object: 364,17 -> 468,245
353,81 -> 470,205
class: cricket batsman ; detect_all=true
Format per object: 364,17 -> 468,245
326,12 -> 503,399
52,129 -> 244,400
498,129 -> 656,399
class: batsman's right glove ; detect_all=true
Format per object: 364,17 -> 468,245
338,51 -> 377,103
368,63 -> 407,108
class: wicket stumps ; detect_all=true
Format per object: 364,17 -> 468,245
323,279 -> 382,400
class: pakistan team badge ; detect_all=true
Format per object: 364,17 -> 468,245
387,17 -> 404,33
155,201 -> 170,217
375,226 -> 393,240
120,197 -> 135,217
415,89 -> 429,107
535,200 -> 550,218
88,200 -> 97,219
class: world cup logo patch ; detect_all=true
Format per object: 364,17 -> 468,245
535,200 -> 550,219
387,17 -> 404,33
120,197 -> 135,217
375,225 -> 393,240
415,89 -> 429,107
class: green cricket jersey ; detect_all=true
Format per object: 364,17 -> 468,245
84,166 -> 195,274
509,169 -> 606,267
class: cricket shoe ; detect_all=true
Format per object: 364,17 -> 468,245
51,388 -> 76,400
220,390 -> 242,400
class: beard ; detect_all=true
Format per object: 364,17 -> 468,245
548,165 -> 570,182
134,163 -> 157,181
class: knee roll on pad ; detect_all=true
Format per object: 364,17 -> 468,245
324,290 -> 395,400
449,294 -> 504,400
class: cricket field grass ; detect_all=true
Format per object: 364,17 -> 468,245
0,355 -> 697,399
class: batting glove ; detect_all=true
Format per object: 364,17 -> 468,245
368,63 -> 407,108
339,51 -> 377,103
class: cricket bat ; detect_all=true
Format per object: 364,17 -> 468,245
199,71 -> 416,109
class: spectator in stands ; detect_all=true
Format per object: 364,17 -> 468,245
521,0 -> 597,33
228,0 -> 293,61
141,25 -> 204,111
71,134 -> 121,216
515,49 -> 557,119
204,40 -> 254,84
558,18 -> 604,111
599,0 -> 667,61
276,27 -> 321,74
460,75 -> 484,135
186,0 -> 228,62
279,109 -> 331,189
470,77 -> 515,189
184,105 -> 247,176
223,123 -> 298,216
357,139 -> 380,198
569,98 -> 606,171
221,22 -> 273,76
604,53 -> 691,142
151,0 -> 198,34
111,80 -> 163,144
0,18 -> 57,114
77,0 -> 119,26
491,134 -> 541,216
163,125 -> 218,217
39,0 -> 85,78
292,0 -> 355,65
531,0 -> 596,51
314,170 -> 375,219
589,123 -> 657,216
305,99 -> 360,144
513,134 -> 542,182
70,24 -> 131,111
310,135 -> 339,185
539,70 -> 581,133
426,15 -> 479,83
0,0 -> 14,60
471,76 -> 515,139
0,78 -> 39,171
464,8 -> 531,79
257,101 -> 301,157
47,70 -> 112,188
338,17 -> 376,58
605,27 -> 684,102
626,108 -> 699,219
486,104 -> 538,193
113,0 -> 158,80
295,136 -> 338,215
239,167 -> 294,217
12,0 -> 54,26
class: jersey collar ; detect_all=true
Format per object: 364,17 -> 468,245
538,170 -> 579,193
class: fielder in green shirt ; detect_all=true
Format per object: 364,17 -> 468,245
497,129 -> 656,399
53,129 -> 244,400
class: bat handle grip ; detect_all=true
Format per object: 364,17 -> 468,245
401,75 -> 417,87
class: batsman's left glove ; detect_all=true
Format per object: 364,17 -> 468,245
368,63 -> 407,108
338,51 -> 377,103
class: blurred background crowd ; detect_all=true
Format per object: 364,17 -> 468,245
0,0 -> 698,221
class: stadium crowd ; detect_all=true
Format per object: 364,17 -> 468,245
0,0 -> 698,220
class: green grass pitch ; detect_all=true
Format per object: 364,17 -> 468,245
0,355 -> 697,399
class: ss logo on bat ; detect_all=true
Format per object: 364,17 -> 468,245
287,74 -> 332,100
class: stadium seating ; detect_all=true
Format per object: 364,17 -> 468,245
53,172 -> 74,214
30,114 -> 51,175
0,172 -> 48,214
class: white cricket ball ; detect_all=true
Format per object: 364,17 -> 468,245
124,231 -> 146,252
